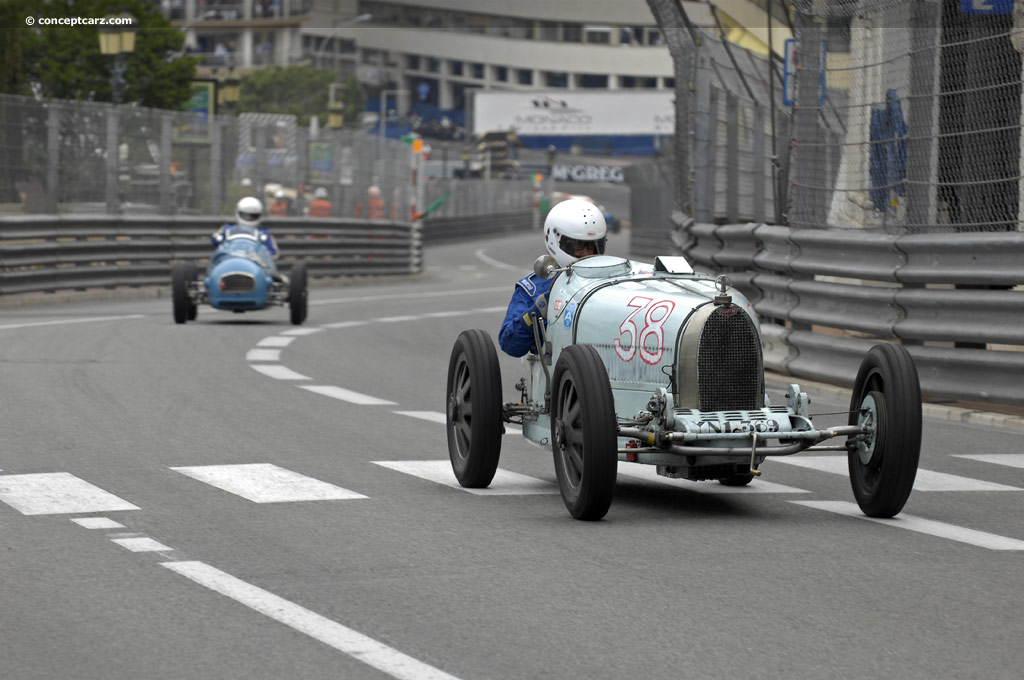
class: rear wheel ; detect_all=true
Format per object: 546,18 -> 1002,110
847,344 -> 921,518
288,263 -> 308,325
446,330 -> 503,487
551,344 -> 617,520
172,263 -> 192,324
185,263 -> 198,320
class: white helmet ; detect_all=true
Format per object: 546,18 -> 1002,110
235,196 -> 263,227
543,198 -> 607,267
274,190 -> 285,199
315,187 -> 328,199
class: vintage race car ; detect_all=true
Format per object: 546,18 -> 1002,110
171,227 -> 308,325
446,254 -> 921,521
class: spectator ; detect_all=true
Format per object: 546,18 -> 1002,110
308,188 -> 333,217
268,190 -> 289,217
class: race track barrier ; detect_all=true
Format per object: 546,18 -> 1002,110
682,221 -> 1024,406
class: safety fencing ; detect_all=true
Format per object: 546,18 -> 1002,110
680,220 -> 1024,405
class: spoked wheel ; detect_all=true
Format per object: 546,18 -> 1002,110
172,263 -> 193,324
288,262 -> 308,325
551,344 -> 617,521
446,329 -> 503,487
847,343 -> 921,518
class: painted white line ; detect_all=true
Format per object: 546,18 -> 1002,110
374,460 -> 558,495
280,327 -> 323,336
257,336 -> 296,348
322,320 -> 370,329
162,561 -> 463,680
374,315 -> 421,323
311,286 -> 508,306
112,537 -> 174,552
616,464 -> 810,494
791,500 -> 1024,551
392,410 -> 521,434
954,454 -> 1024,470
172,464 -> 368,503
250,364 -> 312,381
71,517 -> 125,530
773,455 -> 1021,492
299,385 -> 397,406
0,314 -> 145,332
474,249 -> 522,272
422,311 -> 470,318
472,306 -> 507,314
246,348 -> 282,362
0,473 -> 139,515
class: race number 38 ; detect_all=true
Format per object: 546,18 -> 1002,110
613,296 -> 676,364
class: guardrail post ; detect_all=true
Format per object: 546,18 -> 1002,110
159,113 -> 173,214
210,117 -> 223,215
46,104 -> 60,214
105,106 -> 121,214
753,104 -> 765,224
726,92 -> 739,224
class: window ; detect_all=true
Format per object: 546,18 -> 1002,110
450,60 -> 463,76
620,75 -> 636,89
494,66 -> 508,82
426,57 -> 440,73
539,21 -> 559,41
544,71 -> 568,88
663,77 -> 675,89
406,55 -> 420,70
472,62 -> 485,79
585,27 -> 611,44
578,73 -> 608,88
517,68 -> 533,85
563,23 -> 582,42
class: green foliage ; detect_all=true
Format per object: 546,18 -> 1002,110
338,75 -> 366,127
13,0 -> 195,108
239,66 -> 359,126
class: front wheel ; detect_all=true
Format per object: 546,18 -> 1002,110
288,262 -> 308,325
847,344 -> 921,518
172,263 -> 193,324
446,330 -> 503,488
551,344 -> 617,520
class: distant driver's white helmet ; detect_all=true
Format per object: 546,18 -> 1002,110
315,187 -> 328,199
235,196 -> 263,227
543,198 -> 607,267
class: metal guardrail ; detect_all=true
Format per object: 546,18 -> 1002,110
682,221 -> 1024,405
0,215 -> 422,295
420,211 -> 533,244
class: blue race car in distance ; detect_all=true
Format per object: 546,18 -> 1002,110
171,225 -> 308,325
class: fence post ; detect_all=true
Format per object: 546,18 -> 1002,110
254,124 -> 266,202
705,86 -> 720,221
906,1 -> 941,230
753,104 -> 765,224
46,104 -> 60,214
105,106 -> 120,214
159,113 -> 173,214
210,117 -> 223,215
693,52 -> 712,223
792,17 -> 824,228
726,91 -> 739,223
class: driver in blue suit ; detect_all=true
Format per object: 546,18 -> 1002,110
498,199 -> 607,357
211,196 -> 279,257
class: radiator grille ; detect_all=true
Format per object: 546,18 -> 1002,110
220,272 -> 256,293
697,305 -> 763,411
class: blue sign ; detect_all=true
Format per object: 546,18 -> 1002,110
960,0 -> 1012,14
783,39 -> 827,108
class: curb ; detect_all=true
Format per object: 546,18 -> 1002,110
766,372 -> 1024,434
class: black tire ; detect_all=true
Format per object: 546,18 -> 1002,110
288,262 -> 308,325
847,343 -> 921,518
185,263 -> 198,320
551,344 -> 617,520
719,473 -> 755,487
446,329 -> 503,487
172,263 -> 191,324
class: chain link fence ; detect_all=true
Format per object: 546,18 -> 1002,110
0,93 -> 530,220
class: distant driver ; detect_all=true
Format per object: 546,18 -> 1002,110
211,196 -> 279,257
498,198 -> 607,357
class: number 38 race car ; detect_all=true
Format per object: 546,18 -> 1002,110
171,225 -> 308,325
446,254 -> 921,521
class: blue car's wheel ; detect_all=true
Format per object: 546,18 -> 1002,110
289,263 -> 308,325
172,263 -> 192,324
185,263 -> 198,320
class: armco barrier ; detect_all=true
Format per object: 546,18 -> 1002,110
678,219 -> 1024,405
0,214 -> 422,296
420,211 -> 533,244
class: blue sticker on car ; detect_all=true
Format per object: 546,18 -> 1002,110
563,302 -> 576,330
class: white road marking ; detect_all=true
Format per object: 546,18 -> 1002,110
257,336 -> 296,348
71,517 -> 125,529
0,314 -> 145,332
322,320 -> 370,329
250,364 -> 312,380
472,306 -> 507,314
112,537 -> 174,552
616,464 -> 810,494
171,464 -> 368,503
374,460 -> 558,495
954,454 -> 1024,470
375,315 -> 421,323
246,348 -> 281,362
299,385 -> 397,406
392,410 -> 521,434
474,249 -> 522,272
422,311 -> 470,318
791,501 -> 1024,551
773,455 -> 1021,491
0,473 -> 139,515
280,327 -> 323,336
162,561 -> 463,680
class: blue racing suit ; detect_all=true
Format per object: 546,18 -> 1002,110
499,273 -> 554,357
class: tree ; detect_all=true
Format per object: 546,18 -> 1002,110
238,65 -> 344,126
338,75 -> 366,127
17,0 -> 195,109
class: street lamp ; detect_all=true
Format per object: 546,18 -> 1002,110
314,13 -> 373,70
98,14 -> 136,105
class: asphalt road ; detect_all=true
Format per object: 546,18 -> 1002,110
2,232 -> 1023,680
